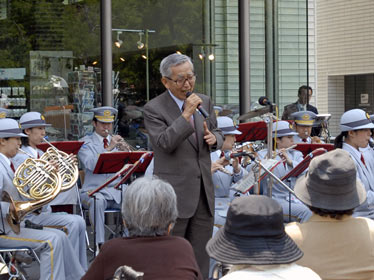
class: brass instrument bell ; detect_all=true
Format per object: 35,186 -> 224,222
3,158 -> 62,234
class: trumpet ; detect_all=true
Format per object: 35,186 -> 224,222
104,130 -> 136,151
4,156 -> 62,234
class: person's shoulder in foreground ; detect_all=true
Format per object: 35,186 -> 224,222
206,195 -> 321,280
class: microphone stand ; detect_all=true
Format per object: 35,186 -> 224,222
263,104 -> 275,197
244,152 -> 295,195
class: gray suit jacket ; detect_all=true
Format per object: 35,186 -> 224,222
144,91 -> 224,218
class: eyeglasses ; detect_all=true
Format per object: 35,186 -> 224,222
165,74 -> 196,87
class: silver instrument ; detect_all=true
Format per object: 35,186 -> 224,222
112,265 -> 144,280
104,130 -> 136,151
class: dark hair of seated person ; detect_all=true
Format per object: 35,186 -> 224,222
308,206 -> 354,220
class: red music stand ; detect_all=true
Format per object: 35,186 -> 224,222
93,151 -> 153,174
281,148 -> 327,181
37,141 -> 84,155
88,151 -> 152,256
236,121 -> 268,142
294,143 -> 334,158
236,120 -> 294,142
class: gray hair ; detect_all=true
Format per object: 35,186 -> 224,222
122,176 -> 178,237
159,53 -> 194,77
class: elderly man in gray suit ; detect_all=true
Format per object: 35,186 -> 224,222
144,53 -> 224,278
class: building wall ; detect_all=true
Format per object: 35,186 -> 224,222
316,0 -> 374,135
214,0 -> 316,117
278,0 -> 316,112
214,0 -> 239,106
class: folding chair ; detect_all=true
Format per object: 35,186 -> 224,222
0,246 -> 40,280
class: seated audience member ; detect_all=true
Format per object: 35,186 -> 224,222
82,176 -> 203,280
206,195 -> 321,280
286,149 -> 374,279
291,111 -> 321,144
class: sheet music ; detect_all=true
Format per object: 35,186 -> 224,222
232,159 -> 280,194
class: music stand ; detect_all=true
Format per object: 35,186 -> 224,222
36,141 -> 84,155
233,158 -> 282,194
294,143 -> 334,158
93,151 -> 153,174
281,148 -> 327,222
236,121 -> 268,142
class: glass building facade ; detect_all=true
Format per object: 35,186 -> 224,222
0,0 -> 312,146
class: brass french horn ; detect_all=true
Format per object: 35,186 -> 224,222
2,157 -> 62,234
40,138 -> 79,191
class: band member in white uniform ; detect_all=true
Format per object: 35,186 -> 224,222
334,109 -> 374,219
78,106 -> 126,246
291,111 -> 318,144
0,118 -> 84,280
209,116 -> 247,277
256,121 -> 312,222
211,116 -> 246,227
12,111 -> 87,270
360,114 -> 374,173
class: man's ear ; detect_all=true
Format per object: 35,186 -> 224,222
161,77 -> 170,89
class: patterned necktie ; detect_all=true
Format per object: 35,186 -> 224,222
361,153 -> 366,167
10,162 -> 15,172
103,138 -> 108,149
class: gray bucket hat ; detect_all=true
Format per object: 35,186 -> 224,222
0,118 -> 27,138
294,149 -> 366,210
206,195 -> 303,265
340,109 -> 374,132
20,112 -> 51,129
272,120 -> 298,138
217,116 -> 242,135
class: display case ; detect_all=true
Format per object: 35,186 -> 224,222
0,68 -> 27,118
68,69 -> 97,139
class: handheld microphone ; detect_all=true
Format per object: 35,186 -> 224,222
186,92 -> 209,119
258,96 -> 273,106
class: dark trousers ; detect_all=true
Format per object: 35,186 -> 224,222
172,185 -> 213,279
